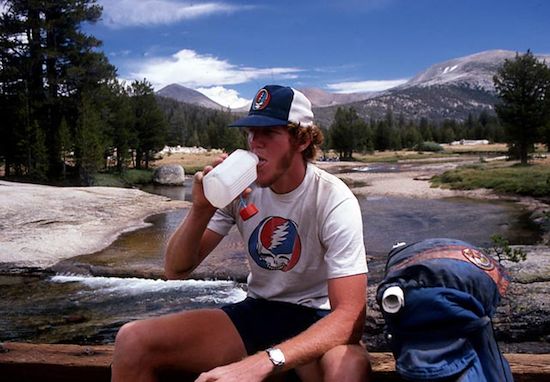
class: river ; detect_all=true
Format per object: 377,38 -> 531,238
0,164 -> 541,346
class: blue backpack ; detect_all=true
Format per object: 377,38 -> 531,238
376,238 -> 513,381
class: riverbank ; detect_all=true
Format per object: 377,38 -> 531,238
0,180 -> 189,269
318,157 -> 550,244
1,155 -> 549,269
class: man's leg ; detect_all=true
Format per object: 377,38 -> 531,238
295,344 -> 371,382
111,309 -> 247,382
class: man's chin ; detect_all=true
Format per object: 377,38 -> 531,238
255,179 -> 271,188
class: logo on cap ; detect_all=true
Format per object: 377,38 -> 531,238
252,88 -> 271,110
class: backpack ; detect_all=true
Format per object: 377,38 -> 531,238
376,238 -> 513,381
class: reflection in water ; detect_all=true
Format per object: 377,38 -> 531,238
362,195 -> 537,252
351,164 -> 401,173
140,177 -> 192,202
359,196 -> 539,281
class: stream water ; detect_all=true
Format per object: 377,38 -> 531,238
0,164 -> 542,345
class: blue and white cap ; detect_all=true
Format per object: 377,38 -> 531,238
229,85 -> 314,128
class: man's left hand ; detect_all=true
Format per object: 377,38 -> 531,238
194,353 -> 273,382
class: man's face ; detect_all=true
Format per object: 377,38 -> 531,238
246,126 -> 298,189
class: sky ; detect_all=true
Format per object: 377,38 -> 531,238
42,1 -> 550,107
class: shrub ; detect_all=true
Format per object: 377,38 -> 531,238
415,141 -> 443,152
485,234 -> 527,264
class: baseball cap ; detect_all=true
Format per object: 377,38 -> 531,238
229,85 -> 314,128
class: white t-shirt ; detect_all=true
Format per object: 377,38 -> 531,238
207,163 -> 368,310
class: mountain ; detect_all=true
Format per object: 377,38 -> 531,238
314,50 -> 550,126
156,50 -> 550,126
229,87 -> 374,112
298,87 -> 376,107
401,50 -> 516,91
156,84 -> 224,109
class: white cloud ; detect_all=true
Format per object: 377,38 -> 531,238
99,0 -> 244,28
108,49 -> 132,58
129,49 -> 301,89
196,86 -> 250,109
326,78 -> 408,93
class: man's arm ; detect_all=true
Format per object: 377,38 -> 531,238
195,273 -> 367,381
164,210 -> 223,279
165,164 -> 225,280
277,273 -> 367,367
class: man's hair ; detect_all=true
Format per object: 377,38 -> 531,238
287,122 -> 324,162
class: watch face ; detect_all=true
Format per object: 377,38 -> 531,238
267,348 -> 285,366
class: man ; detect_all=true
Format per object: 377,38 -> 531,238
112,85 -> 370,381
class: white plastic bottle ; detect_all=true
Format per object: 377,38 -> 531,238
203,149 -> 259,209
381,285 -> 405,314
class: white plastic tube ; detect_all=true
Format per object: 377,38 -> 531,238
203,149 -> 259,209
381,286 -> 405,314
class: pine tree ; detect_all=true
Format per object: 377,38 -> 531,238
0,0 -> 115,179
105,81 -> 134,172
130,80 -> 167,169
330,107 -> 365,159
374,120 -> 391,151
493,50 -> 550,164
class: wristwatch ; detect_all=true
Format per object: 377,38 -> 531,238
266,347 -> 285,367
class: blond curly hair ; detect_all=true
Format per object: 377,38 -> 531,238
287,123 -> 324,162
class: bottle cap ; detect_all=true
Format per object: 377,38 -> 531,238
239,203 -> 258,220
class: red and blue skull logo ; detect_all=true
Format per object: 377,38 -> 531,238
248,216 -> 301,271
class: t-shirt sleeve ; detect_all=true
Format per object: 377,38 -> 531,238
321,196 -> 368,279
206,205 -> 236,236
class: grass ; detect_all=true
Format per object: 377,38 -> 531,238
154,151 -> 223,174
431,162 -> 550,197
351,144 -> 509,163
92,151 -> 224,187
352,151 -> 451,163
441,143 -> 508,154
92,169 -> 153,187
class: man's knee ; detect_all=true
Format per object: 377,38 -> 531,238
113,320 -> 152,367
320,344 -> 371,382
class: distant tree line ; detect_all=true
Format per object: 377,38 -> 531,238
156,96 -> 505,162
156,97 -> 246,153
326,108 -> 504,159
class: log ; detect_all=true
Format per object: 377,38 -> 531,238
0,342 -> 112,382
1,342 -> 549,381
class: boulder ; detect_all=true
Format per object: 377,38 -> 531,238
153,165 -> 185,186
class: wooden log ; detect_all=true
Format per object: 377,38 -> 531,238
0,342 -> 112,382
1,342 -> 549,381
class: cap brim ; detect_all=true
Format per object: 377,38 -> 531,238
229,114 -> 288,128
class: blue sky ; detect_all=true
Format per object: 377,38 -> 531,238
83,0 -> 550,108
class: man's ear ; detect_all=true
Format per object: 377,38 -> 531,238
296,136 -> 312,153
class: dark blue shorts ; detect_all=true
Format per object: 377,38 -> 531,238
221,297 -> 330,355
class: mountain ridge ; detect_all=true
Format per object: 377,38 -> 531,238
156,49 -> 550,125
156,84 -> 224,110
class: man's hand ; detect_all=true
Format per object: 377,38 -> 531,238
191,153 -> 228,212
194,353 -> 273,382
164,153 -> 228,280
